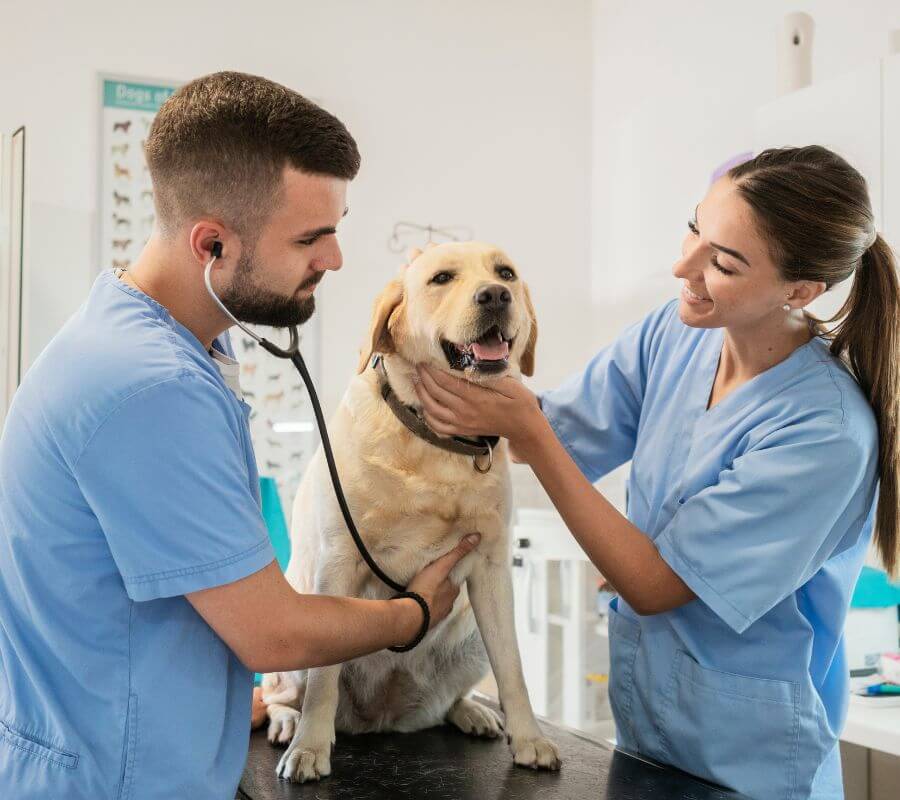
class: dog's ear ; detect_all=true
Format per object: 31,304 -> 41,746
519,282 -> 538,377
357,279 -> 405,374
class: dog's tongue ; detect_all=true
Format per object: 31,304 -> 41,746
471,338 -> 509,361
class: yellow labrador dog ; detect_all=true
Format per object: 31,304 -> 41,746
262,241 -> 560,782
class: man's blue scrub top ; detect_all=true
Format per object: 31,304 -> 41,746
540,300 -> 879,799
0,270 -> 275,799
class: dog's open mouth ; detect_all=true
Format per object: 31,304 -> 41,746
441,325 -> 513,374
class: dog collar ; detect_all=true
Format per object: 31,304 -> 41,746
372,356 -> 498,473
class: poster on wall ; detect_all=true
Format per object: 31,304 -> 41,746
98,74 -> 320,524
99,76 -> 176,274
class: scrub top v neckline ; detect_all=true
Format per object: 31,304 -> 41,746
697,327 -> 818,422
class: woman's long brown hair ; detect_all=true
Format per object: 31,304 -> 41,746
730,146 -> 899,575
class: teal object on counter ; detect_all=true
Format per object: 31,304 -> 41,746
863,683 -> 900,695
259,476 -> 291,571
850,566 -> 900,608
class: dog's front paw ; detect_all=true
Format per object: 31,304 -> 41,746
266,703 -> 301,745
276,731 -> 334,782
509,733 -> 561,771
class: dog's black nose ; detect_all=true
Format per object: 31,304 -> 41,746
474,284 -> 511,309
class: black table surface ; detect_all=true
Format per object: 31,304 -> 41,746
238,702 -> 748,800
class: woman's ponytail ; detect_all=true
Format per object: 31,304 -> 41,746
829,234 -> 900,575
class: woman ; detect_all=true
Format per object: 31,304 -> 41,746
415,146 -> 899,799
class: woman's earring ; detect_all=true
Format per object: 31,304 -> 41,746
782,303 -> 791,311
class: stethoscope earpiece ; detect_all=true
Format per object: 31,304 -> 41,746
203,249 -> 298,358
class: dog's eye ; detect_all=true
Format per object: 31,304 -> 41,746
430,272 -> 454,285
497,266 -> 516,281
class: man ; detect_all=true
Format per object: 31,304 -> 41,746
0,71 -> 479,800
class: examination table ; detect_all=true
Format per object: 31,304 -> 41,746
238,699 -> 747,799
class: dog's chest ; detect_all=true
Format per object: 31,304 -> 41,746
324,382 -> 514,574
358,455 -> 509,534
327,450 -> 511,589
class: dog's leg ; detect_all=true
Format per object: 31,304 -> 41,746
447,696 -> 504,738
275,565 -> 357,783
467,558 -> 561,770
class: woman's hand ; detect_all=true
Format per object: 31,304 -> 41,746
414,364 -> 545,459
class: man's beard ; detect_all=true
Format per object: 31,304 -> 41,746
218,252 -> 318,328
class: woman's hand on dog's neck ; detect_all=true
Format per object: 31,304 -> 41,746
414,364 -> 543,456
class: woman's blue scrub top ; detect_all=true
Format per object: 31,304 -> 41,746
540,300 -> 879,800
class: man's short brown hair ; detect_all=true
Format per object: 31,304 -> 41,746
144,71 -> 360,239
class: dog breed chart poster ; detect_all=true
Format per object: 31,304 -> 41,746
99,75 -> 319,526
100,77 -> 176,273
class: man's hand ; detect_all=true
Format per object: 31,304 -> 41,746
188,534 -> 483,672
394,533 -> 481,645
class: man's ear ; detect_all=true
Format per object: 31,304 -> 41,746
357,279 -> 405,373
519,282 -> 538,377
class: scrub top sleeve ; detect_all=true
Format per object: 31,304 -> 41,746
73,373 -> 275,601
539,300 -> 677,482
656,420 -> 876,634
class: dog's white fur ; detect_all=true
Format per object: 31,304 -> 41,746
262,242 -> 559,782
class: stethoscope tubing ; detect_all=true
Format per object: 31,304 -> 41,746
204,254 -> 407,594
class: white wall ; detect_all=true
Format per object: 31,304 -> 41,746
9,1 -> 897,439
0,0 -> 592,416
591,0 -> 900,342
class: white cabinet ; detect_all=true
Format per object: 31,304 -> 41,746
883,55 -> 900,246
511,509 -> 613,739
754,56 -> 900,324
755,60 -> 883,225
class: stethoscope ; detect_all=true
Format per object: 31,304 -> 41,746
203,241 -> 429,651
